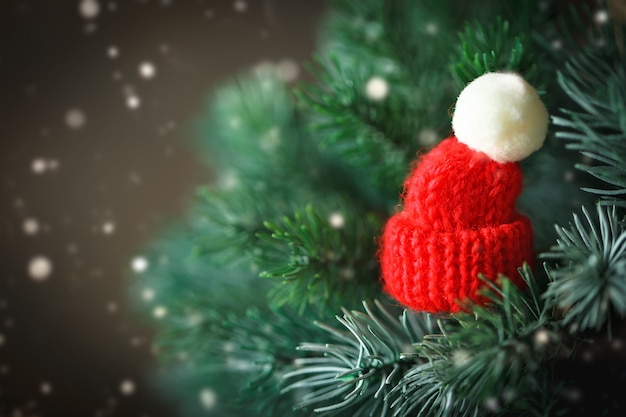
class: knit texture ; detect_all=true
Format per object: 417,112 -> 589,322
379,136 -> 533,313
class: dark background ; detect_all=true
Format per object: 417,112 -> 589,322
0,1 -> 327,416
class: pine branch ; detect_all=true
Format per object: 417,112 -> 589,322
552,9 -> 626,206
280,300 -> 435,417
451,17 -> 541,88
152,304 -> 337,417
132,2 -> 626,416
191,69 -> 387,269
130,220 -> 270,337
296,54 -> 443,204
324,0 -> 462,83
193,186 -> 286,266
541,204 -> 626,333
192,66 -> 310,185
298,0 -> 463,204
517,147 -> 596,255
129,223 -> 275,417
388,265 -> 563,417
256,203 -> 383,314
214,305 -> 338,417
278,269 -> 562,417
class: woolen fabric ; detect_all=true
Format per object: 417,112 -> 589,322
379,136 -> 532,313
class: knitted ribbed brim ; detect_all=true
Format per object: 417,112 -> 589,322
379,136 -> 534,313
380,212 -> 532,313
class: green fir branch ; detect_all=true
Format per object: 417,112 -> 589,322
541,204 -> 626,333
131,1 -> 626,416
192,66 -> 308,185
451,17 -> 541,88
390,265 -> 562,417
553,14 -> 626,205
296,54 -> 429,202
299,0 -> 462,204
153,304 -> 336,417
281,300 -> 435,417
256,203 -> 383,314
551,0 -> 612,57
215,305 -> 336,417
324,0 -> 461,84
193,185 -> 296,266
129,223 -> 274,417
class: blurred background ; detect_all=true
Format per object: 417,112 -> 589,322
0,0 -> 327,416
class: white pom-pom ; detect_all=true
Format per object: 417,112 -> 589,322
452,72 -> 549,163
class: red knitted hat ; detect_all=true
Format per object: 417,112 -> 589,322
379,72 -> 549,313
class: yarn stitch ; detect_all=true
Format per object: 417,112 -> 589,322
379,136 -> 532,313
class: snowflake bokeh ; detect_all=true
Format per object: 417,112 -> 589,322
0,0 -> 326,416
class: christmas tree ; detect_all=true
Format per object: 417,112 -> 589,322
130,0 -> 626,416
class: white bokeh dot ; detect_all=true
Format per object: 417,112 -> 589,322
102,221 -> 116,235
260,127 -> 280,151
340,267 -> 355,280
328,212 -> 345,229
107,301 -> 118,313
131,256 -> 148,273
187,313 -> 203,326
28,256 -> 52,281
153,306 -> 167,319
594,9 -> 609,24
452,349 -> 471,367
199,388 -> 218,410
418,128 -> 439,146
220,172 -> 239,189
484,397 -> 500,412
130,336 -> 144,348
65,108 -> 86,129
119,379 -> 135,395
126,95 -> 141,109
277,59 -> 300,82
365,76 -> 389,101
425,22 -> 438,35
41,381 -> 53,395
107,46 -> 119,59
31,158 -> 47,174
141,288 -> 155,302
23,218 -> 39,235
233,0 -> 247,12
534,328 -> 551,346
229,117 -> 241,128
79,0 -> 100,19
139,62 -> 156,79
